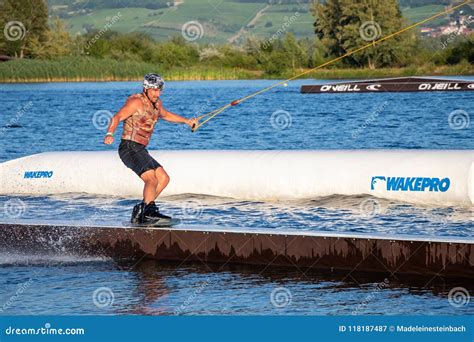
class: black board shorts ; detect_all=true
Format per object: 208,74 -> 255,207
118,139 -> 161,177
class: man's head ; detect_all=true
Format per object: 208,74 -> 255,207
143,73 -> 165,102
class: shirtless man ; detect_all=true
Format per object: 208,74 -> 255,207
104,73 -> 196,224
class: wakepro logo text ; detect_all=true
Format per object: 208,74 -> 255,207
371,176 -> 450,192
24,171 -> 54,179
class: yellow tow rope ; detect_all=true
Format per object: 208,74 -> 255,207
192,0 -> 471,132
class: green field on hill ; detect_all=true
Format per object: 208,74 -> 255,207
58,1 -> 459,43
401,4 -> 449,26
64,0 -> 270,43
3,1 -> 469,83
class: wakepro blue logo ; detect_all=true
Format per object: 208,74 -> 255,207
24,170 -> 54,179
371,176 -> 450,192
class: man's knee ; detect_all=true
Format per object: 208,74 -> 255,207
141,170 -> 158,186
155,168 -> 170,186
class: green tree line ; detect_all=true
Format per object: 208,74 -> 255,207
0,0 -> 472,78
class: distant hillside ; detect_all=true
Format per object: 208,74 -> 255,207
48,0 -> 471,42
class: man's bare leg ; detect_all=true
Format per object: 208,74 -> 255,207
140,167 -> 170,204
154,167 -> 170,198
140,170 -> 158,204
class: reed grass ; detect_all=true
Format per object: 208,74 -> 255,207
0,57 -> 471,83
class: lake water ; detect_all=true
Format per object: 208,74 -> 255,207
0,79 -> 473,315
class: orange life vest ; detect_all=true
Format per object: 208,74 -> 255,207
121,93 -> 161,146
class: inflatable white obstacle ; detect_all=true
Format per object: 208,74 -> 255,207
0,150 -> 473,207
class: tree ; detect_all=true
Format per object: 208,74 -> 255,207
29,18 -> 73,58
199,45 -> 223,63
310,38 -> 326,67
262,51 -> 291,75
312,0 -> 416,68
445,34 -> 474,65
0,0 -> 48,58
150,37 -> 199,69
282,33 -> 306,69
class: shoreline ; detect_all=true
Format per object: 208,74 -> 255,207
0,60 -> 472,83
2,72 -> 472,83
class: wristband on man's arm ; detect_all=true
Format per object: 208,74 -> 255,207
106,132 -> 113,137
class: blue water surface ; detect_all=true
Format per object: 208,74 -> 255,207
0,79 -> 472,162
0,79 -> 473,315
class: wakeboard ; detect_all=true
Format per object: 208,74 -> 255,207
126,218 -> 181,228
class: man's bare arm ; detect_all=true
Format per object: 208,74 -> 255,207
104,98 -> 141,145
161,108 -> 196,127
